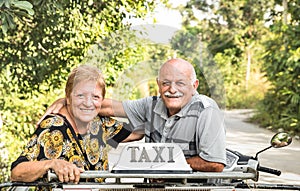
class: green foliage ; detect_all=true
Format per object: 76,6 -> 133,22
208,0 -> 272,109
256,3 -> 300,134
0,65 -> 64,182
0,0 -> 34,35
0,0 -> 158,94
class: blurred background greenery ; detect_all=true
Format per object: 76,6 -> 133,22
0,0 -> 299,182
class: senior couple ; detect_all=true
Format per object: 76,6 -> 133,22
11,58 -> 226,184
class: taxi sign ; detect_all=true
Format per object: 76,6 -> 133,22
111,143 -> 192,174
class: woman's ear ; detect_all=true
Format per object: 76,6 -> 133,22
66,98 -> 70,105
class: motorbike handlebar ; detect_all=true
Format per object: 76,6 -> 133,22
257,165 -> 281,176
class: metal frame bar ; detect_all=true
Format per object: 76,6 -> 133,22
48,170 -> 256,182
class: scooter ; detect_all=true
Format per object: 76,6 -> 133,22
1,132 -> 299,190
222,132 -> 300,190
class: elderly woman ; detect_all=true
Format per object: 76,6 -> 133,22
10,65 -> 131,184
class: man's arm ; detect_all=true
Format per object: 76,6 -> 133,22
99,98 -> 127,117
37,98 -> 127,125
194,98 -> 226,172
122,131 -> 145,142
36,98 -> 65,125
186,156 -> 224,172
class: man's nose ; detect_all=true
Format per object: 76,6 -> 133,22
168,82 -> 178,93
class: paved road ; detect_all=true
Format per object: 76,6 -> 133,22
224,109 -> 300,185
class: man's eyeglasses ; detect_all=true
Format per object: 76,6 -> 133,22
159,80 -> 190,88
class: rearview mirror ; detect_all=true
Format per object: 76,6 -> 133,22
271,132 -> 292,148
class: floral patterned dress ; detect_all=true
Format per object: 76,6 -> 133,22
11,113 -> 131,183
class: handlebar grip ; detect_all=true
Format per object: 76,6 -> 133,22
257,165 -> 281,176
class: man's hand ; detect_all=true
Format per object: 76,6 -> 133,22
37,98 -> 65,126
186,156 -> 224,172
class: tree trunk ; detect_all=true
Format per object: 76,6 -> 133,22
245,47 -> 251,90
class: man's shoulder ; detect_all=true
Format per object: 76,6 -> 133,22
124,96 -> 154,104
192,94 -> 219,109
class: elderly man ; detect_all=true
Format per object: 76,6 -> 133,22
100,58 -> 226,172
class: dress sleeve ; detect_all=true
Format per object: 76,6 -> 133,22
10,114 -> 67,171
102,117 -> 132,148
10,116 -> 49,171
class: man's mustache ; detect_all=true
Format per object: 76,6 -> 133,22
164,91 -> 183,98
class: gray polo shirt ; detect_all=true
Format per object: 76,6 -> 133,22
122,94 -> 226,165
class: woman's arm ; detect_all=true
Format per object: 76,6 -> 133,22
11,159 -> 84,183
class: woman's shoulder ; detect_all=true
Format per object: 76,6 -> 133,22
39,113 -> 66,129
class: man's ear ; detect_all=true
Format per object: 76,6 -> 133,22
156,77 -> 159,85
193,79 -> 199,89
193,79 -> 199,95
